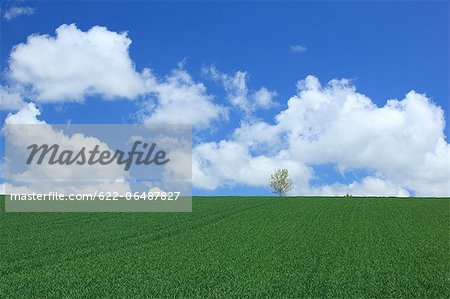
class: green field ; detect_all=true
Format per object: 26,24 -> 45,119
0,196 -> 449,298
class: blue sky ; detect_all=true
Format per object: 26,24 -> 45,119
1,1 -> 449,196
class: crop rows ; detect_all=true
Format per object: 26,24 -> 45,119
0,196 -> 448,297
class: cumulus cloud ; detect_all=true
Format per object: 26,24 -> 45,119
290,44 -> 306,53
4,102 -> 42,124
193,75 -> 450,196
253,87 -> 277,110
193,140 -> 312,191
5,24 -> 224,128
4,24 -> 448,196
204,66 -> 277,113
4,103 -> 131,195
279,76 -> 449,196
0,86 -> 25,110
8,24 -> 147,102
311,177 -> 410,197
3,6 -> 35,21
139,67 -> 227,128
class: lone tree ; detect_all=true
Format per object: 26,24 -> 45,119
270,168 -> 294,196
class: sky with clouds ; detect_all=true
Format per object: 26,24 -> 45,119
0,1 -> 449,196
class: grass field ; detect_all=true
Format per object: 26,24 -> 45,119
0,196 -> 449,298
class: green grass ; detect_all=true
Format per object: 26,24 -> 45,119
0,196 -> 449,298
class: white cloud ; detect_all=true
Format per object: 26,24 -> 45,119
193,75 -> 450,197
4,103 -> 131,195
3,6 -> 35,21
0,86 -> 25,110
4,24 -> 448,196
4,102 -> 43,124
139,67 -> 227,128
6,25 -> 225,128
290,44 -> 307,53
8,24 -> 147,102
253,87 -> 277,110
193,140 -> 312,191
204,66 -> 276,113
311,177 -> 410,197
278,76 -> 449,196
232,121 -> 282,155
